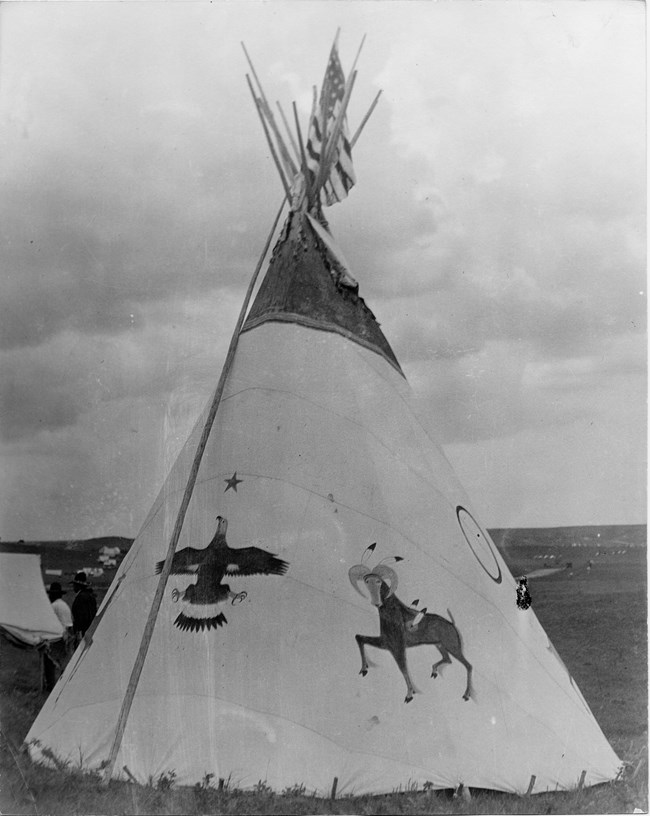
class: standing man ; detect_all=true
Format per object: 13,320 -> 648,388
71,572 -> 97,642
43,582 -> 74,691
48,582 -> 73,635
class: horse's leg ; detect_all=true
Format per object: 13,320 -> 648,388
355,634 -> 384,676
431,644 -> 452,678
449,649 -> 473,700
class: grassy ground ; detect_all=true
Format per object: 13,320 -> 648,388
0,529 -> 646,815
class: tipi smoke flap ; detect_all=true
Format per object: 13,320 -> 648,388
26,38 -> 621,796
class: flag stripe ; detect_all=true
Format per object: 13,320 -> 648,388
305,43 -> 356,207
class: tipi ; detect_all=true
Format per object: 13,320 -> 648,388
0,554 -> 64,647
26,39 -> 621,796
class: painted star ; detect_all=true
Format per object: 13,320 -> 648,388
224,472 -> 243,493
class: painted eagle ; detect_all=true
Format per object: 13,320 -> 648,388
156,515 -> 288,632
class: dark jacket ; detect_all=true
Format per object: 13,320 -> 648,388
71,588 -> 97,635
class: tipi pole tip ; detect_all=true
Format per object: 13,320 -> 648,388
292,100 -> 312,203
245,76 -> 292,199
242,47 -> 297,179
351,89 -> 382,148
276,100 -> 301,165
240,40 -> 252,62
349,33 -> 367,77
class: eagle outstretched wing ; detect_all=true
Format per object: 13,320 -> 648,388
155,546 -> 208,575
223,547 -> 288,577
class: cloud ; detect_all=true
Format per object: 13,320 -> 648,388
406,341 -> 531,444
1,4 -> 287,353
407,326 -> 646,448
1,101 -> 277,351
0,1 -> 644,537
0,287 -> 239,443
523,332 -> 647,394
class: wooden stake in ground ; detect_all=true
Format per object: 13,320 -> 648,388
101,197 -> 287,786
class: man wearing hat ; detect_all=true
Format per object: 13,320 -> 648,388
71,572 -> 97,642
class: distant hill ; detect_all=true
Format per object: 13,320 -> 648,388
0,537 -> 134,587
489,524 -> 646,549
1,525 -> 645,557
0,536 -> 134,555
0,526 -> 644,590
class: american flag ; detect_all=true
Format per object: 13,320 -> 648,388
306,44 -> 356,207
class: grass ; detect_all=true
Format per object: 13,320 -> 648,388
0,753 -> 646,816
0,528 -> 646,814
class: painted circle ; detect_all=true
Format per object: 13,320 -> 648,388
457,506 -> 502,583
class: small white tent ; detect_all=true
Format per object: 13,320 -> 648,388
25,40 -> 620,796
0,553 -> 64,647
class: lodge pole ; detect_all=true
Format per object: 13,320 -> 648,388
292,101 -> 312,203
242,42 -> 297,177
101,196 -> 287,785
276,101 -> 301,168
351,90 -> 382,148
246,76 -> 292,199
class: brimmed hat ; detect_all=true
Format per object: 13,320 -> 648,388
48,581 -> 66,600
72,571 -> 91,588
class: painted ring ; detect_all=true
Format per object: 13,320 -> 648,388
456,506 -> 502,583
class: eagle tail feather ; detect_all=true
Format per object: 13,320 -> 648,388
174,611 -> 228,632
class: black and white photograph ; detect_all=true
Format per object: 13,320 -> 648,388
0,2 -> 646,813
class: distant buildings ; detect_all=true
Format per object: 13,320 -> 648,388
98,545 -> 121,568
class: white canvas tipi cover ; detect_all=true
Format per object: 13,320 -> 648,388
27,43 -> 621,795
26,208 -> 620,794
0,553 -> 64,646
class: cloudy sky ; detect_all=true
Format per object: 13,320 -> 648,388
0,0 -> 645,541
